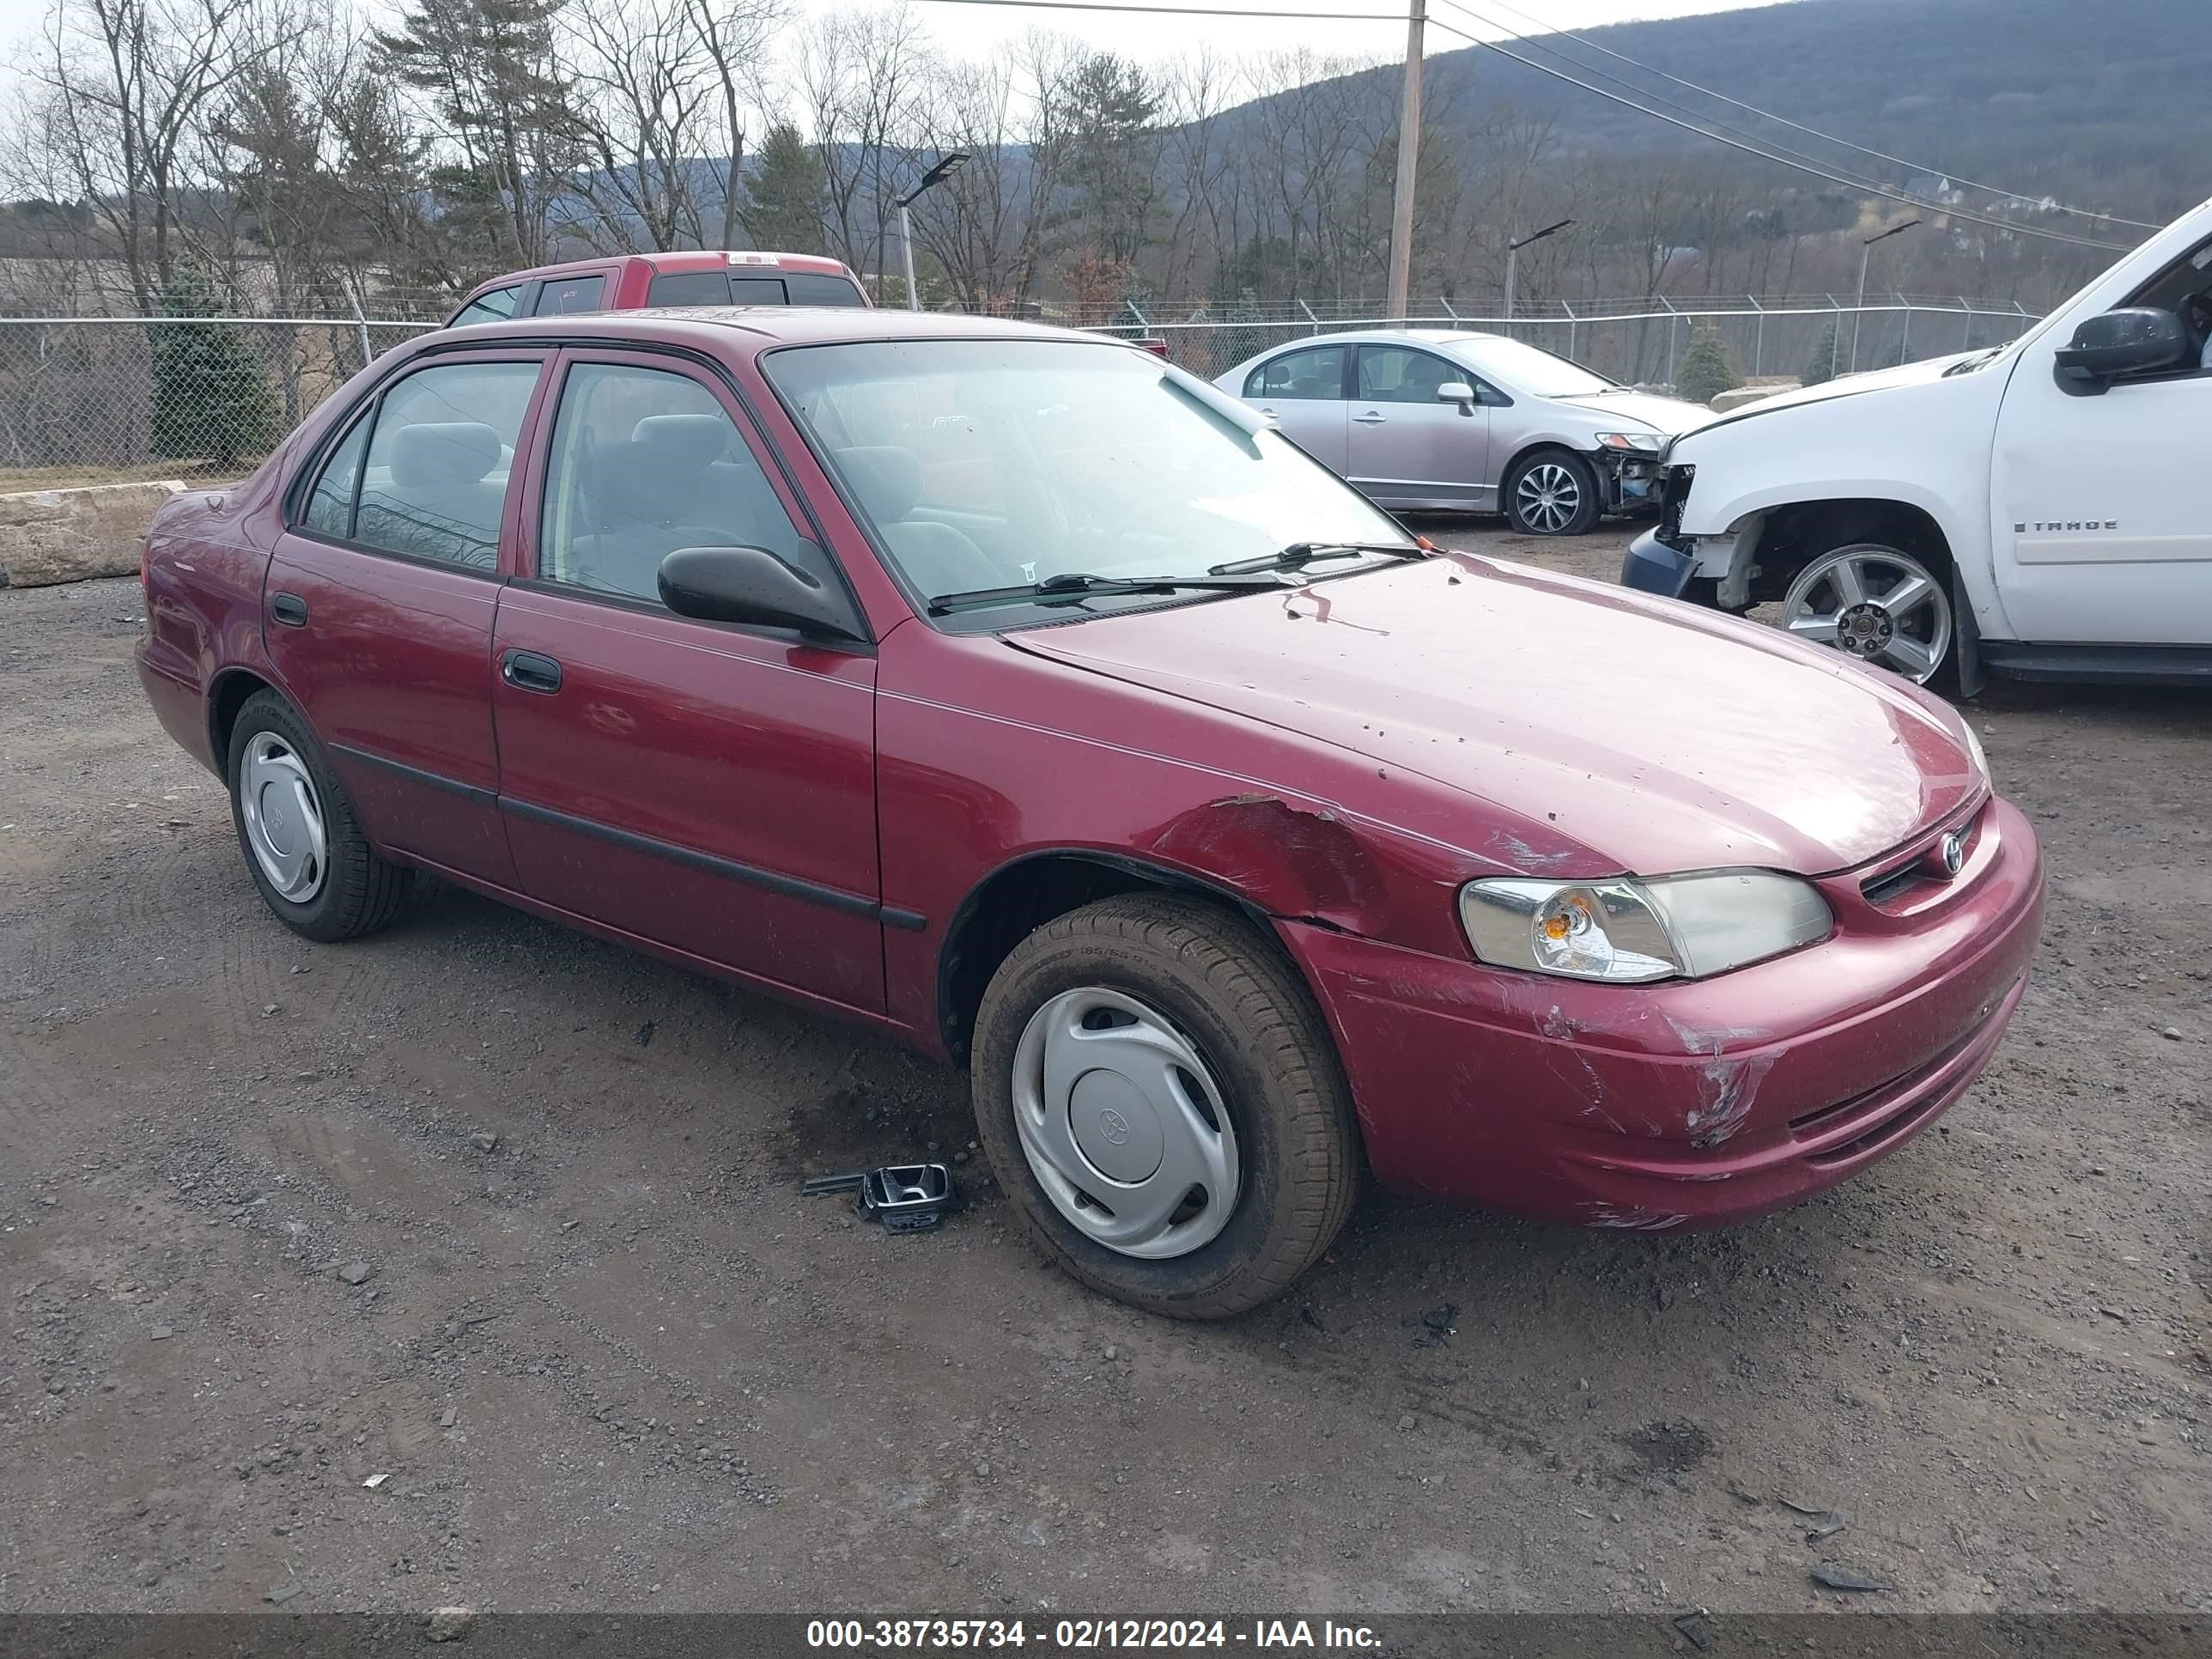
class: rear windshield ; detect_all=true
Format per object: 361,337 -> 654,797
645,269 -> 867,308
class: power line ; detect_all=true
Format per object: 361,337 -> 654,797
1423,3 -> 2132,251
1466,0 -> 2160,231
917,0 -> 1412,21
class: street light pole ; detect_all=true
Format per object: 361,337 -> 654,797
1504,219 -> 1573,324
1852,218 -> 1919,372
896,151 -> 969,311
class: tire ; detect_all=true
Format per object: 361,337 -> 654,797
970,894 -> 1361,1321
1776,538 -> 1955,689
1504,447 -> 1602,537
226,689 -> 414,942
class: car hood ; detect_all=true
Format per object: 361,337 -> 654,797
1005,556 -> 1979,878
1551,389 -> 1714,435
1674,348 -> 1992,446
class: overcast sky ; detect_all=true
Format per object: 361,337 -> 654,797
0,0 -> 1787,98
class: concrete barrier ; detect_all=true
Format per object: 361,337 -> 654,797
0,480 -> 185,589
1708,383 -> 1799,413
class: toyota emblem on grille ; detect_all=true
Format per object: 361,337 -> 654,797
1929,829 -> 1966,879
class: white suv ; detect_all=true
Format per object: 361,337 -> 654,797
1625,196 -> 2212,690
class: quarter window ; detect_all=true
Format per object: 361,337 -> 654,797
537,362 -> 829,605
1244,345 -> 1346,402
307,362 -> 539,569
536,275 -> 607,315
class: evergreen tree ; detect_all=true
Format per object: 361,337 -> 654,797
148,273 -> 280,471
1802,320 -> 1843,386
1675,323 -> 1741,404
743,123 -> 827,254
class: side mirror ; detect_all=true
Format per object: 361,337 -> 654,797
1435,380 -> 1478,415
657,545 -> 865,645
2053,307 -> 2188,394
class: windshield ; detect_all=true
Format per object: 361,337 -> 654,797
761,339 -> 1412,625
1453,337 -> 1618,398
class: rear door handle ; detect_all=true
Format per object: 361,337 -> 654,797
270,592 -> 308,627
1353,411 -> 1388,425
501,649 -> 563,694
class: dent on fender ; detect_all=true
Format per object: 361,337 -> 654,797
1141,792 -> 1395,934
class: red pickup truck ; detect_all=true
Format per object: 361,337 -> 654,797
446,249 -> 871,326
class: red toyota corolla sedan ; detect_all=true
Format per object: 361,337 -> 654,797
134,307 -> 2045,1318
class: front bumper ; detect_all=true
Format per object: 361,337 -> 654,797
1620,526 -> 1696,599
1280,795 -> 2045,1231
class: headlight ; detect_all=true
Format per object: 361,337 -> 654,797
1459,872 -> 1832,983
1958,718 -> 1990,787
1595,431 -> 1662,453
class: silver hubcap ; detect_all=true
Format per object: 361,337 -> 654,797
239,731 -> 327,903
1514,462 -> 1582,533
1780,546 -> 1953,684
1009,988 -> 1241,1260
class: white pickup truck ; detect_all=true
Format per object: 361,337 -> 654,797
1624,196 -> 2212,691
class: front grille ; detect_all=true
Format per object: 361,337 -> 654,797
1857,805 -> 1985,909
1657,465 -> 1694,546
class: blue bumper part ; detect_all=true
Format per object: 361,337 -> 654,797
1620,527 -> 1696,599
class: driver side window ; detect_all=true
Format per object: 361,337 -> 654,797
536,363 -> 830,605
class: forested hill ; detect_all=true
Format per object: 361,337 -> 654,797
1283,0 -> 2210,225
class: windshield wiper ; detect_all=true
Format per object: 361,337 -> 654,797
1208,540 -> 1425,576
927,570 -> 1279,615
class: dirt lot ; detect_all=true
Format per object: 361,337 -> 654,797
2,524 -> 2207,1620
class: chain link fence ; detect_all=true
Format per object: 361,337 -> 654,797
0,299 -> 2040,489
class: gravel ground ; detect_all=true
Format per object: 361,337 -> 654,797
2,524 -> 2207,1619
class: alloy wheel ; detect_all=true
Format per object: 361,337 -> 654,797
1008,986 -> 1241,1260
1515,461 -> 1583,533
239,730 -> 329,902
1779,545 -> 1953,685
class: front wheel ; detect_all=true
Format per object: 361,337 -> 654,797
970,895 -> 1360,1320
1504,448 -> 1602,537
1778,543 -> 1954,686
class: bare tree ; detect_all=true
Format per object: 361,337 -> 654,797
796,4 -> 933,298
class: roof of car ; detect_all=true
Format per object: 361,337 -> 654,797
466,249 -> 857,288
430,305 -> 1117,352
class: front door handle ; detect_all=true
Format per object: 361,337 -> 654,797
1353,411 -> 1389,424
501,649 -> 563,694
270,592 -> 308,627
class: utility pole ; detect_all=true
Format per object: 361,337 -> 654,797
1384,0 -> 1425,322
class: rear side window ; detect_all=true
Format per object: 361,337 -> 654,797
1245,346 -> 1346,401
787,273 -> 866,307
451,285 -> 526,327
647,270 -> 731,306
301,362 -> 539,569
536,275 -> 607,315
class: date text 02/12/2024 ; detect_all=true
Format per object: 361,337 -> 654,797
805,1620 -> 1382,1650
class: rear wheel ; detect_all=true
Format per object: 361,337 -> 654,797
1778,542 -> 1954,686
227,690 -> 414,941
970,895 -> 1360,1320
1504,448 -> 1602,537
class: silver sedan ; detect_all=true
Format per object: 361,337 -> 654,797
1215,329 -> 1713,536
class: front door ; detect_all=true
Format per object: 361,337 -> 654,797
1989,233 -> 2212,646
1239,343 -> 1351,472
489,351 -> 885,1012
263,353 -> 547,884
1346,343 -> 1492,507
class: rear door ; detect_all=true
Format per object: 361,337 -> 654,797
263,352 -> 549,884
1238,343 -> 1351,472
489,349 -> 885,1010
1346,343 -> 1492,506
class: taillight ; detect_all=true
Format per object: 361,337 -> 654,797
1137,337 -> 1169,357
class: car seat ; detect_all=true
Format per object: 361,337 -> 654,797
830,446 -> 1001,597
356,421 -> 507,567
